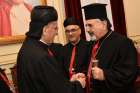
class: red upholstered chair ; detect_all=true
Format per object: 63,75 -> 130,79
10,65 -> 18,93
0,68 -> 13,93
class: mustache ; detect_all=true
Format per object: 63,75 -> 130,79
88,32 -> 94,36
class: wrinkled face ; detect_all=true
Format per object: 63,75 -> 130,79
85,19 -> 107,40
42,21 -> 58,43
65,25 -> 81,44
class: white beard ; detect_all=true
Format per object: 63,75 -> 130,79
90,35 -> 96,41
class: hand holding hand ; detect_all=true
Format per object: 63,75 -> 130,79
76,75 -> 86,88
70,73 -> 85,81
70,73 -> 86,88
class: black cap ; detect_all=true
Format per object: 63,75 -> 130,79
26,5 -> 58,39
63,17 -> 80,27
82,3 -> 107,20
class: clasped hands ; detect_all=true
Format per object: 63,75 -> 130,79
70,73 -> 86,88
70,67 -> 105,88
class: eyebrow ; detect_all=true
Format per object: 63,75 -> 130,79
86,24 -> 92,27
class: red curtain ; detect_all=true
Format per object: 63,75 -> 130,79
64,0 -> 86,39
110,0 -> 127,36
64,0 -> 127,37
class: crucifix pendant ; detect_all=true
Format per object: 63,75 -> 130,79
72,68 -> 76,74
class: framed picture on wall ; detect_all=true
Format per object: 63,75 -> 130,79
0,0 -> 47,45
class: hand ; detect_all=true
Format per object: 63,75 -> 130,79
70,73 -> 86,88
76,76 -> 86,88
92,67 -> 105,80
70,73 -> 85,82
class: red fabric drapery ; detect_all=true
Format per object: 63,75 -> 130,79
64,0 -> 86,39
64,0 -> 127,37
110,0 -> 127,36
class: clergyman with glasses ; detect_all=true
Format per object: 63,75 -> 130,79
61,17 -> 90,82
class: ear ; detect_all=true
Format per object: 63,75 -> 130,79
102,20 -> 107,26
42,26 -> 47,36
102,20 -> 107,30
42,26 -> 46,34
79,29 -> 81,35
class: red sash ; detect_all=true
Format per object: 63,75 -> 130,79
87,41 -> 99,93
48,48 -> 54,57
69,46 -> 76,79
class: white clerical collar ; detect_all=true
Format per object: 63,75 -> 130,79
39,39 -> 51,46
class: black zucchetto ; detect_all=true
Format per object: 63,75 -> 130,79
26,5 -> 58,39
63,17 -> 80,27
82,3 -> 107,20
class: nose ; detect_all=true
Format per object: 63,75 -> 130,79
85,26 -> 90,32
67,31 -> 72,35
85,26 -> 93,35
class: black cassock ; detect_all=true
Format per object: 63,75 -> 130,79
89,31 -> 138,93
17,37 -> 83,93
48,43 -> 63,63
61,39 -> 90,79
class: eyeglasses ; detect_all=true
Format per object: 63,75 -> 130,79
65,27 -> 80,33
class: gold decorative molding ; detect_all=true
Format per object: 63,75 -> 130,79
0,35 -> 25,45
40,0 -> 47,5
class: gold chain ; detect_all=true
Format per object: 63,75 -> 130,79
95,31 -> 113,57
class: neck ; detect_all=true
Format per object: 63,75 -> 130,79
71,38 -> 80,46
97,29 -> 109,41
99,30 -> 112,42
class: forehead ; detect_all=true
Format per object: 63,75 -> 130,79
47,21 -> 57,26
86,19 -> 101,24
65,25 -> 79,29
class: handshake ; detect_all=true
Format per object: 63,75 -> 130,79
70,73 -> 86,88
